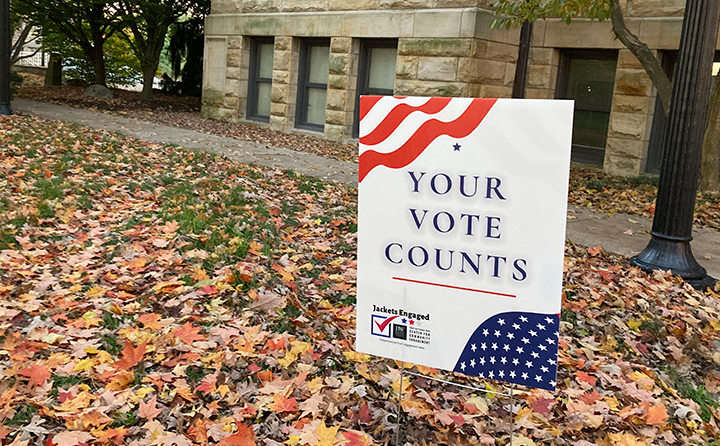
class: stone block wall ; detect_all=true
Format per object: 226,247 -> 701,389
269,36 -> 299,133
525,47 -> 559,99
604,49 -> 656,175
325,37 -> 359,141
394,37 -> 516,99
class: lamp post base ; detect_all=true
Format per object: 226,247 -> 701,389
630,233 -> 716,291
0,104 -> 11,115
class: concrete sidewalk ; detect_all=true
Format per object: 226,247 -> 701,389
10,98 -> 720,279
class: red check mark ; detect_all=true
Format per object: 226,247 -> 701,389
375,315 -> 399,332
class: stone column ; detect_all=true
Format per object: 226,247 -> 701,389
201,37 -> 228,119
270,36 -> 298,133
325,37 -> 357,141
225,36 -> 249,121
604,49 -> 655,176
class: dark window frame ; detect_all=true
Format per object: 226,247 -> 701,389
353,39 -> 398,138
247,37 -> 274,123
296,38 -> 331,132
556,49 -> 619,166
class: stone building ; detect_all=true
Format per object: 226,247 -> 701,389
201,0 -> 695,176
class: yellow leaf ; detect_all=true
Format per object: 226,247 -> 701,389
511,435 -> 536,446
343,351 -> 370,362
315,422 -> 340,446
285,436 -> 300,446
465,396 -> 489,415
307,377 -> 325,392
86,286 -> 107,298
136,387 -> 154,400
627,318 -> 642,331
711,320 -> 720,331
42,333 -> 62,344
73,359 -> 94,372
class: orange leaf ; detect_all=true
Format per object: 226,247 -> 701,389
137,313 -> 162,330
579,389 -> 601,405
93,427 -> 127,446
588,245 -> 602,256
219,423 -> 256,446
114,341 -> 147,370
646,404 -> 669,425
268,394 -> 297,413
174,322 -> 205,345
343,432 -> 372,446
18,364 -> 51,386
139,395 -> 163,421
575,371 -> 597,387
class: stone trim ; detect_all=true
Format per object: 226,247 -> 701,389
205,8 -> 517,43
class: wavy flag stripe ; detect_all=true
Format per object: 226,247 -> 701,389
358,98 -> 497,183
360,97 -> 453,145
359,96 -> 384,122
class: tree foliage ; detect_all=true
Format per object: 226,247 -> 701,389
12,0 -> 123,86
41,31 -> 142,87
116,0 -> 208,100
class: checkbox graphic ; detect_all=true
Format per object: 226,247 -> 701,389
371,314 -> 398,338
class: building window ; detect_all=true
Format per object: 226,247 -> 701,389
557,50 -> 618,166
296,39 -> 330,131
354,39 -> 398,137
247,37 -> 274,122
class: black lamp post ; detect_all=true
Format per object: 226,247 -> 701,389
512,19 -> 533,99
0,0 -> 12,115
630,0 -> 719,289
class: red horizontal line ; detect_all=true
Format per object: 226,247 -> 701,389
392,277 -> 516,298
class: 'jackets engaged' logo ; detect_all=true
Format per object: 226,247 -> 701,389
371,315 -> 397,338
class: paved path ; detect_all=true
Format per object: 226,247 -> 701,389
11,98 -> 720,279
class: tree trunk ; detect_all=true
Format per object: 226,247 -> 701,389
85,44 -> 107,87
609,0 -> 673,117
700,74 -> 720,192
140,63 -> 156,100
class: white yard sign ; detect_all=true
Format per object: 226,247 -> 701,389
356,97 -> 573,391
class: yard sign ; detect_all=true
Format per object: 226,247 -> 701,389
356,97 -> 573,391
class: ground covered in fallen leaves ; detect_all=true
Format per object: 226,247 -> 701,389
16,76 -> 720,229
1,114 -> 720,446
16,76 -> 358,163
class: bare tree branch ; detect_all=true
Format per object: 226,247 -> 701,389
609,0 -> 673,116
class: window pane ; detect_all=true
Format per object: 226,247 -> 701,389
306,87 -> 327,125
258,43 -> 274,79
368,47 -> 397,90
256,83 -> 271,117
308,45 -> 329,84
565,58 -> 616,151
